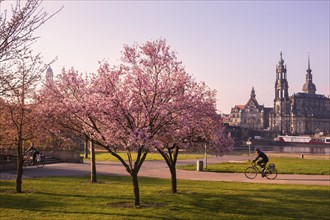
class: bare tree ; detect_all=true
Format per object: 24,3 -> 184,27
0,55 -> 46,192
0,0 -> 62,94
0,0 -> 62,193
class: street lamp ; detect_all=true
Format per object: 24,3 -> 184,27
204,143 -> 207,170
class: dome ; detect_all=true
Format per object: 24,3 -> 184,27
302,82 -> 316,94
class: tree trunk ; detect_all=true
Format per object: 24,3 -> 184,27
16,155 -> 24,193
157,145 -> 179,193
98,143 -> 148,206
16,139 -> 23,193
90,140 -> 97,183
131,172 -> 140,207
169,165 -> 177,193
84,138 -> 89,159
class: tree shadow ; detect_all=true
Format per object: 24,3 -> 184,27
0,193 -> 62,210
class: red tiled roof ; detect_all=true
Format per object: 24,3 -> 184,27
235,105 -> 245,110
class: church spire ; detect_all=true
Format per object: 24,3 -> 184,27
279,51 -> 284,65
275,51 -> 289,100
307,52 -> 311,72
46,65 -> 54,85
250,87 -> 256,99
302,53 -> 316,94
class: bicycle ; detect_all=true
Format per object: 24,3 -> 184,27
244,160 -> 278,180
23,153 -> 46,168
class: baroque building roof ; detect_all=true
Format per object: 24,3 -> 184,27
233,87 -> 264,111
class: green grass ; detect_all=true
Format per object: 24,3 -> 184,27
1,176 -> 329,219
83,152 -> 206,161
179,157 -> 330,175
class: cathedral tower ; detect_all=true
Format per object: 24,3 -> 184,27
302,54 -> 316,94
272,51 -> 291,134
46,66 -> 54,85
274,51 -> 289,100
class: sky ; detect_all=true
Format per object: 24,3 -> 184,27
2,0 -> 330,113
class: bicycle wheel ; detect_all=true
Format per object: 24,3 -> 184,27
35,159 -> 45,168
34,154 -> 45,168
265,167 -> 278,179
245,167 -> 258,179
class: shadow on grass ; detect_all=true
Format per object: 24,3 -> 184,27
0,180 -> 14,189
276,177 -> 330,181
172,185 -> 330,219
1,176 -> 329,219
0,193 -> 63,210
28,208 -> 168,219
107,201 -> 164,208
36,191 -> 118,200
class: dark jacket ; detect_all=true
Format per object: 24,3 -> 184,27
255,151 -> 268,162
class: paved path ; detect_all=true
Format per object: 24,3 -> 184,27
1,155 -> 329,186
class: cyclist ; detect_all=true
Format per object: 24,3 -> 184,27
26,144 -> 40,164
252,148 -> 269,177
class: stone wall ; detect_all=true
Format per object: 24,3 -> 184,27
0,155 -> 17,171
45,150 -> 81,163
0,150 -> 82,171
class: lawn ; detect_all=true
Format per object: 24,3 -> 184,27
83,152 -> 206,161
1,176 -> 329,219
179,157 -> 330,175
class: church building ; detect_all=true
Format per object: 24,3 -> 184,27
229,52 -> 330,135
269,53 -> 330,135
229,87 -> 271,130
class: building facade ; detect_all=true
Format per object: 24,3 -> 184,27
229,87 -> 271,130
230,52 -> 330,135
